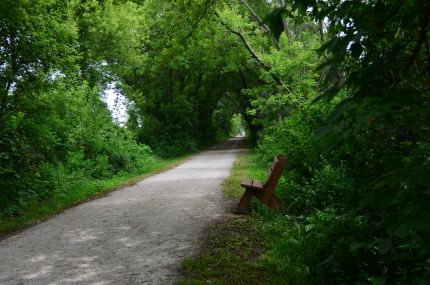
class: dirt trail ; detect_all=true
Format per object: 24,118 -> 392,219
0,138 -> 244,285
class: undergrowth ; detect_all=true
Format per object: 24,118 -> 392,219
182,148 -> 423,284
0,154 -> 189,237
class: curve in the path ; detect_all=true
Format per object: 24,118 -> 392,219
0,138 -> 244,285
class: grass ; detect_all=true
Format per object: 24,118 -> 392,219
178,150 -> 315,285
179,216 -> 273,285
0,154 -> 190,238
222,150 -> 267,199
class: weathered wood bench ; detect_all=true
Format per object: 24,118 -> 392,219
237,155 -> 287,213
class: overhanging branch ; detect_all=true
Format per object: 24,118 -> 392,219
239,0 -> 280,50
215,12 -> 292,93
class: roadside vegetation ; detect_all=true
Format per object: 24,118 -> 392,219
0,0 -> 242,236
0,153 -> 189,237
180,151 -> 318,285
1,0 -> 429,283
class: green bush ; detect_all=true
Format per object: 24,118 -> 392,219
252,85 -> 430,283
0,80 -> 155,218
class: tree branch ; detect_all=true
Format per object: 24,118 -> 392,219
425,33 -> 430,75
234,29 -> 291,93
181,0 -> 217,43
215,12 -> 292,93
239,0 -> 269,32
239,0 -> 280,50
402,12 -> 429,76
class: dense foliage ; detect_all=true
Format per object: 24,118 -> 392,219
0,0 -> 246,220
0,0 -> 156,218
1,0 -> 429,283
254,0 -> 430,283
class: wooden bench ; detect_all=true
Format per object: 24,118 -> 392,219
237,155 -> 287,213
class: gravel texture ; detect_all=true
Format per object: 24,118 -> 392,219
0,138 -> 244,285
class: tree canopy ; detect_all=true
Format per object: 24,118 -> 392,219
1,0 -> 429,283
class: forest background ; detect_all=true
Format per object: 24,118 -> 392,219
1,0 -> 429,283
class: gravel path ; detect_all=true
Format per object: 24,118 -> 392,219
0,138 -> 244,285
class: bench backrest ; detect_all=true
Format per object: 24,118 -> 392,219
264,155 -> 287,193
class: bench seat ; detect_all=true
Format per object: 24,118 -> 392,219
240,179 -> 263,190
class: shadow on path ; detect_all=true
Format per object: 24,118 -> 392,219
0,138 -> 242,285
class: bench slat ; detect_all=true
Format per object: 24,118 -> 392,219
240,179 -> 263,190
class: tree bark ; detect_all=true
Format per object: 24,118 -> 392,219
318,20 -> 324,43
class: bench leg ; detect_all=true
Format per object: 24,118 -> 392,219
237,188 -> 253,213
254,192 -> 283,213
